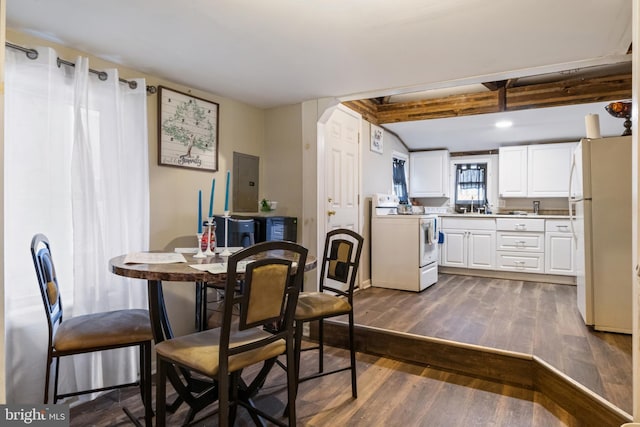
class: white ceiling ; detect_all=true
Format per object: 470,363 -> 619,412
6,0 -> 633,151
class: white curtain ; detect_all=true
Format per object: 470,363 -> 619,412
4,46 -> 150,403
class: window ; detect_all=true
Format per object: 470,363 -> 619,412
392,154 -> 409,204
455,163 -> 487,212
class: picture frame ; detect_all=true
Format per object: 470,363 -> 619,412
157,86 -> 219,171
370,123 -> 384,154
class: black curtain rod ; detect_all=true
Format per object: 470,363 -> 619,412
5,42 -> 157,95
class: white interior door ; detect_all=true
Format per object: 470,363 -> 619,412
325,107 -> 359,231
318,105 -> 361,291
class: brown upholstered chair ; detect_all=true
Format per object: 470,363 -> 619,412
294,228 -> 364,398
155,240 -> 308,427
30,233 -> 153,426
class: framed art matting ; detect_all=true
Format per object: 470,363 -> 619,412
158,86 -> 219,171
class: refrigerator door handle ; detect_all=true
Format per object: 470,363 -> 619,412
568,153 -> 577,202
568,155 -> 578,247
569,200 -> 577,248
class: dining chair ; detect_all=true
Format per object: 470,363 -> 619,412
155,240 -> 308,427
30,233 -> 153,426
294,228 -> 364,398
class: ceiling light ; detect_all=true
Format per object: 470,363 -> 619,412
495,120 -> 513,128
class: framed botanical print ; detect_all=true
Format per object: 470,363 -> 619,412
370,123 -> 384,154
157,86 -> 219,171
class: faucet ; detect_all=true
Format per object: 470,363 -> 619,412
533,200 -> 540,215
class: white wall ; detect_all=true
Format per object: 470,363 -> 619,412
362,125 -> 407,198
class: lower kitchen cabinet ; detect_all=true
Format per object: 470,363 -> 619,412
545,220 -> 575,275
495,218 -> 545,273
439,216 -> 575,278
440,218 -> 496,269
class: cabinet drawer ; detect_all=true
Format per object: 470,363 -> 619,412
441,217 -> 496,230
496,232 -> 544,252
496,218 -> 545,232
545,219 -> 571,233
496,251 -> 544,273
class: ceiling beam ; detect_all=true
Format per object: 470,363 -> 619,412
506,73 -> 631,110
343,72 -> 631,124
342,99 -> 379,124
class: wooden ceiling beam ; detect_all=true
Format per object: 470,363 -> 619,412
343,72 -> 631,124
342,99 -> 379,124
506,73 -> 631,110
376,91 -> 502,123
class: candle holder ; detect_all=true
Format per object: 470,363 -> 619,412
193,233 -> 206,258
220,212 -> 232,257
204,217 -> 215,256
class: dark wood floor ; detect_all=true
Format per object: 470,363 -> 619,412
341,273 -> 632,415
70,346 -> 579,426
68,272 -> 629,426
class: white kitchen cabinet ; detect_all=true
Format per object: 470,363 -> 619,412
545,219 -> 575,275
527,143 -> 576,197
495,218 -> 545,273
498,142 -> 576,198
410,150 -> 450,198
440,217 -> 496,269
498,146 -> 528,197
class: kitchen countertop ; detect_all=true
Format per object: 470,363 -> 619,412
436,213 -> 570,219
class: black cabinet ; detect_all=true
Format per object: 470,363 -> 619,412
211,215 -> 297,247
253,216 -> 297,243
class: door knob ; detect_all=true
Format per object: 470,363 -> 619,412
327,210 -> 336,216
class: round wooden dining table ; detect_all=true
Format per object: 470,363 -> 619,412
109,248 -> 316,422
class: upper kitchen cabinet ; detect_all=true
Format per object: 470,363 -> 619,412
498,142 -> 576,198
410,150 -> 450,198
527,142 -> 576,197
498,146 -> 528,197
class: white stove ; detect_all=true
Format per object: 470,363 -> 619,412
371,193 -> 439,292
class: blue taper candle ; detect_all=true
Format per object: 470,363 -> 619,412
224,170 -> 230,212
208,178 -> 215,217
198,190 -> 203,233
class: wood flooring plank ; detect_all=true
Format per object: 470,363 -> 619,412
354,273 -> 632,414
68,272 -> 632,426
69,339 -> 601,426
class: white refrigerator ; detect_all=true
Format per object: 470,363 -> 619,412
569,136 -> 632,333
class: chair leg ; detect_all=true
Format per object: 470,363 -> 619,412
294,320 -> 305,398
43,353 -> 53,404
53,356 -> 61,404
348,311 -> 357,399
286,338 -> 297,425
318,319 -> 324,373
156,358 -> 167,427
218,371 -> 229,427
142,342 -> 153,426
229,372 -> 239,426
